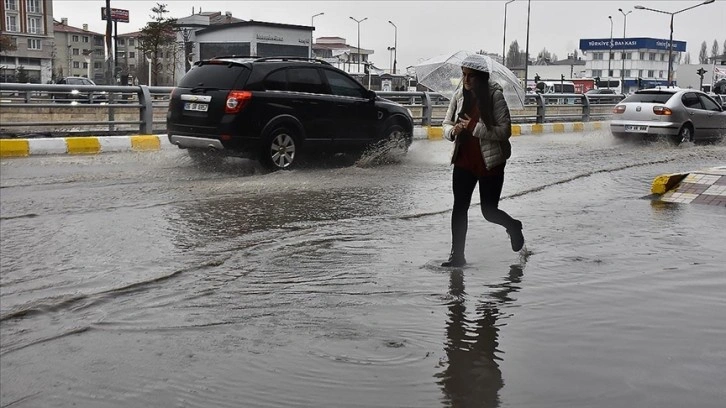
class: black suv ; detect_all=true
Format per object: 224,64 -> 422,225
167,56 -> 414,170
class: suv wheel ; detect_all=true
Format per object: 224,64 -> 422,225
260,125 -> 299,170
384,123 -> 411,152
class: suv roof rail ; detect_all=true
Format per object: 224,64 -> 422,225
210,55 -> 258,60
208,55 -> 332,66
253,56 -> 332,66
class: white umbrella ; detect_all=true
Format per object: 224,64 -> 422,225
414,51 -> 526,109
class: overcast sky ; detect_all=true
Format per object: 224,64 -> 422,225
53,0 -> 725,70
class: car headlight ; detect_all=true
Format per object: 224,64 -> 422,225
71,90 -> 79,95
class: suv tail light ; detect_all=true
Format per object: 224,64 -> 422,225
613,105 -> 626,114
226,91 -> 252,113
652,106 -> 672,115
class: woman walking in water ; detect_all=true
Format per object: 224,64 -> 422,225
441,54 -> 524,267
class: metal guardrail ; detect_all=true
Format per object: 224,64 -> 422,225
0,83 -> 173,136
0,83 -> 621,137
377,91 -> 623,126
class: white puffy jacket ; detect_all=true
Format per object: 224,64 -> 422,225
442,82 -> 512,169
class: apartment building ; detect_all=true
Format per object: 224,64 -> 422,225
0,0 -> 54,83
117,31 -> 141,84
52,18 -> 105,82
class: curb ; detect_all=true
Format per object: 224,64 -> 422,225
0,135 -> 162,157
1,121 -> 609,157
652,166 -> 726,206
419,121 -> 606,140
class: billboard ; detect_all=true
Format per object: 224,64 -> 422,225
101,7 -> 129,23
579,37 -> 686,52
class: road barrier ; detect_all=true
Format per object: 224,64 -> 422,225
1,83 -> 620,138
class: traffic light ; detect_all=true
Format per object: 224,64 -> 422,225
696,67 -> 707,78
534,74 -> 541,83
595,76 -> 600,83
637,77 -> 643,89
561,74 -> 565,81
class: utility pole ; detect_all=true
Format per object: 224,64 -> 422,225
523,0 -> 531,90
388,20 -> 397,74
105,0 -> 112,85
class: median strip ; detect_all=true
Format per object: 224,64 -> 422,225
0,135 -> 164,157
422,121 -> 608,140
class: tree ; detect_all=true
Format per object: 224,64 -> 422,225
537,47 -> 552,63
683,53 -> 691,64
711,39 -> 720,59
138,3 -> 177,86
506,40 -> 524,68
0,34 -> 17,53
699,41 -> 708,64
16,66 -> 29,83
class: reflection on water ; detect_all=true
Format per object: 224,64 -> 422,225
437,264 -> 525,408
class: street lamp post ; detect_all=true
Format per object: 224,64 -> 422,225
388,20 -> 397,74
311,13 -> 324,58
635,0 -> 715,87
502,0 -> 515,67
608,15 -> 613,90
523,0 -> 531,91
387,46 -> 395,74
349,16 -> 367,73
618,8 -> 632,92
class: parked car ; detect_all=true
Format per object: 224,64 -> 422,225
585,88 -> 623,104
52,77 -> 107,103
167,56 -> 414,170
610,88 -> 726,144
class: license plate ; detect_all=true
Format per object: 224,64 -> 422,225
625,125 -> 647,132
184,102 -> 208,112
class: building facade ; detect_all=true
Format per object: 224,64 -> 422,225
0,0 -> 54,83
52,18 -> 105,83
312,36 -> 374,75
579,37 -> 687,93
172,13 -> 313,85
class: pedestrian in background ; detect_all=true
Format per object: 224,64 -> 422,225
441,54 -> 524,267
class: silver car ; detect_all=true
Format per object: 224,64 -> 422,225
610,88 -> 726,144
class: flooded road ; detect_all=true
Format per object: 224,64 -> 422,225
2,131 -> 725,407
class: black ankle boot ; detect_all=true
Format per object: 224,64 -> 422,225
442,253 -> 466,267
507,221 -> 525,252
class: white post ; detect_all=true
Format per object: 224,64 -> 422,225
146,55 -> 152,86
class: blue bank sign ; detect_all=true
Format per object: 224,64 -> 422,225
579,37 -> 686,52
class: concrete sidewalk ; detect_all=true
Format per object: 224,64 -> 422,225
1,121 -> 608,158
651,166 -> 726,207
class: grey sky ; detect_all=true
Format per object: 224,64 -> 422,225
53,0 -> 725,70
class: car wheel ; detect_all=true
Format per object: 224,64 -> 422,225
672,124 -> 694,145
260,125 -> 299,170
377,123 -> 410,152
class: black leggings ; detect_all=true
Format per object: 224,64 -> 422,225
450,165 -> 520,255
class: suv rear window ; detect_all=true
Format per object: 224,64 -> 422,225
178,63 -> 250,89
622,92 -> 674,104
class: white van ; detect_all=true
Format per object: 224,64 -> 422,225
535,81 -> 576,94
